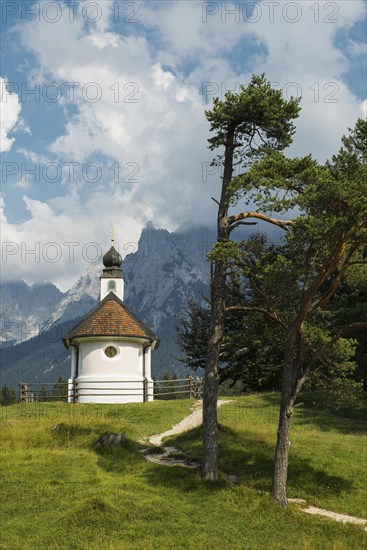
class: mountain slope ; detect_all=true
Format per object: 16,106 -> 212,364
0,281 -> 64,347
42,263 -> 100,331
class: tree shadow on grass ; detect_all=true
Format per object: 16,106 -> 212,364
260,392 -> 367,436
93,433 -> 229,494
152,424 -> 354,500
92,425 -> 353,502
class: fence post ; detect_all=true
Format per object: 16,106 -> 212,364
73,380 -> 78,403
19,382 -> 26,403
189,376 -> 193,399
143,378 -> 148,403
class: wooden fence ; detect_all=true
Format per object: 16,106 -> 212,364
19,376 -> 203,403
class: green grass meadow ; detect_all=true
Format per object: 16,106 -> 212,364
1,394 -> 366,549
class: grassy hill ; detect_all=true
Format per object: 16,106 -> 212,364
1,393 -> 366,549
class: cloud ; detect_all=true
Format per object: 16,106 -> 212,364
140,1 -> 248,61
15,5 -> 216,226
242,0 -> 366,161
0,76 -> 22,152
347,40 -> 367,57
2,0 -> 366,289
1,193 -> 145,291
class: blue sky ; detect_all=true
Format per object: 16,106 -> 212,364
1,0 -> 366,290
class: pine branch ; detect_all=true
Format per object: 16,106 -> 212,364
228,211 -> 292,230
225,305 -> 287,330
292,321 -> 367,397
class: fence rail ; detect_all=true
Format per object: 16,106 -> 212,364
19,377 -> 203,403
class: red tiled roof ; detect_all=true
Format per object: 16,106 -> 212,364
62,292 -> 158,346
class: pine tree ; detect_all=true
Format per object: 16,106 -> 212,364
202,74 -> 300,479
211,118 -> 367,506
1,385 -> 17,406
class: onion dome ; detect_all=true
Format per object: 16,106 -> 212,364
103,246 -> 122,269
101,232 -> 124,279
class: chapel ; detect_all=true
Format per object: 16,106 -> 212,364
62,235 -> 159,403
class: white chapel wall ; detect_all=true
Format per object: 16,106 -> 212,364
79,340 -> 143,378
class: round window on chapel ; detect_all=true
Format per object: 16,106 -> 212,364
105,346 -> 118,358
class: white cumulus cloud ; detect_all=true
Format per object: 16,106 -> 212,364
0,76 -> 22,152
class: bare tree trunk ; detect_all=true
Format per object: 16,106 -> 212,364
203,261 -> 226,480
272,334 -> 298,506
203,125 -> 235,480
272,395 -> 293,506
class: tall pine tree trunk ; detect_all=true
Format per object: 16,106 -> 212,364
203,125 -> 235,480
272,396 -> 293,506
203,260 -> 226,480
272,334 -> 298,506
